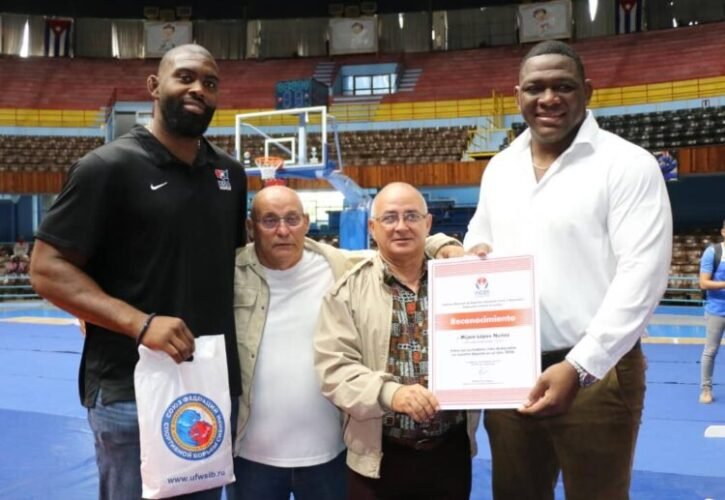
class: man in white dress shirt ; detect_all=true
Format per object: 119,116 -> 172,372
463,40 -> 672,499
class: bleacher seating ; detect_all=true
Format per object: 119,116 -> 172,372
507,105 -> 725,152
0,274 -> 37,301
0,57 -> 320,111
0,243 -> 37,301
307,202 -> 717,308
0,136 -> 104,172
0,19 -> 722,309
207,125 -> 474,166
383,23 -> 725,104
1,22 -> 724,113
664,230 -> 720,304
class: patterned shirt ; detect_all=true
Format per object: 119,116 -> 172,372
381,261 -> 465,440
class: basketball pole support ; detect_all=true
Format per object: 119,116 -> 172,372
234,107 -> 371,250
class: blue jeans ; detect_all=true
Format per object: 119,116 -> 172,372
87,390 -> 226,500
231,451 -> 346,500
701,313 -> 725,389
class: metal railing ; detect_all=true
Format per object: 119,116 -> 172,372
662,275 -> 703,306
0,275 -> 40,301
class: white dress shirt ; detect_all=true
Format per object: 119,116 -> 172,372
464,111 -> 672,378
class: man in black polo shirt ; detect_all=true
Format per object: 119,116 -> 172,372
30,44 -> 246,500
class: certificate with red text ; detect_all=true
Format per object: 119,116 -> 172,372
427,255 -> 540,409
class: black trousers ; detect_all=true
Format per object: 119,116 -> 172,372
347,424 -> 471,500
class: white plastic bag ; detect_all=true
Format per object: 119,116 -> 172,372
134,334 -> 235,498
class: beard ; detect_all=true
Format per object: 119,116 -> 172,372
159,96 -> 216,138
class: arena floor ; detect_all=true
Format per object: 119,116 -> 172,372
0,302 -> 723,499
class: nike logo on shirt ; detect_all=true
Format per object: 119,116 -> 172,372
150,182 -> 168,191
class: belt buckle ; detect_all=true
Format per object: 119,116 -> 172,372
413,436 -> 439,450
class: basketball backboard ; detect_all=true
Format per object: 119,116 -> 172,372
234,106 -> 341,181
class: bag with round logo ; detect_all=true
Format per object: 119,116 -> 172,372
134,334 -> 234,498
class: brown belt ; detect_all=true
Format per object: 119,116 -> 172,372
382,424 -> 465,451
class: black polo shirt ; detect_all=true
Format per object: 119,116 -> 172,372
36,126 -> 247,407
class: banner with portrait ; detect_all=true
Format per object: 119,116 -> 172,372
329,17 -> 377,55
145,21 -> 193,58
518,0 -> 572,44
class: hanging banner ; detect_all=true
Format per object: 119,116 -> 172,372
44,18 -> 73,57
329,17 -> 377,55
518,1 -> 572,44
616,0 -> 645,34
145,21 -> 193,58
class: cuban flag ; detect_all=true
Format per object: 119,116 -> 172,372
44,18 -> 73,57
615,0 -> 644,34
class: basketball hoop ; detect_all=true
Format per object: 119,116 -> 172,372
254,156 -> 286,186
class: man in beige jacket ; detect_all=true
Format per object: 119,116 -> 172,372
232,185 -> 460,500
315,182 -> 480,500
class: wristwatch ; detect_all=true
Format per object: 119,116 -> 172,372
570,360 -> 598,388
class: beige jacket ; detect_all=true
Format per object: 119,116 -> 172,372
233,234 -> 457,455
314,253 -> 481,479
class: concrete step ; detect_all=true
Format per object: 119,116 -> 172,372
397,68 -> 422,92
313,62 -> 337,85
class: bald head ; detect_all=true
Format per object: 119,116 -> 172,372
158,44 -> 216,76
251,186 -> 303,219
249,186 -> 309,270
147,43 -> 219,140
369,182 -> 431,265
371,182 -> 428,218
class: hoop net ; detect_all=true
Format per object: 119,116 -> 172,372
254,156 -> 286,186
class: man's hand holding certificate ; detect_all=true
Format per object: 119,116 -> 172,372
427,255 -> 540,409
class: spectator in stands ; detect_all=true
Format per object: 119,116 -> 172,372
315,182 -> 480,500
13,237 -> 29,259
6,255 -> 22,275
9,254 -> 29,275
29,44 -> 247,500
698,219 -> 725,404
233,185 -> 460,500
462,40 -> 672,499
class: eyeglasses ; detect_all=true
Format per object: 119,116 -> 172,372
373,211 -> 427,227
255,213 -> 304,230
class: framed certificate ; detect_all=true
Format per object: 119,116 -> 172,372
428,255 -> 540,409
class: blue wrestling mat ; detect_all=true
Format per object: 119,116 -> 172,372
1,302 -> 724,499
